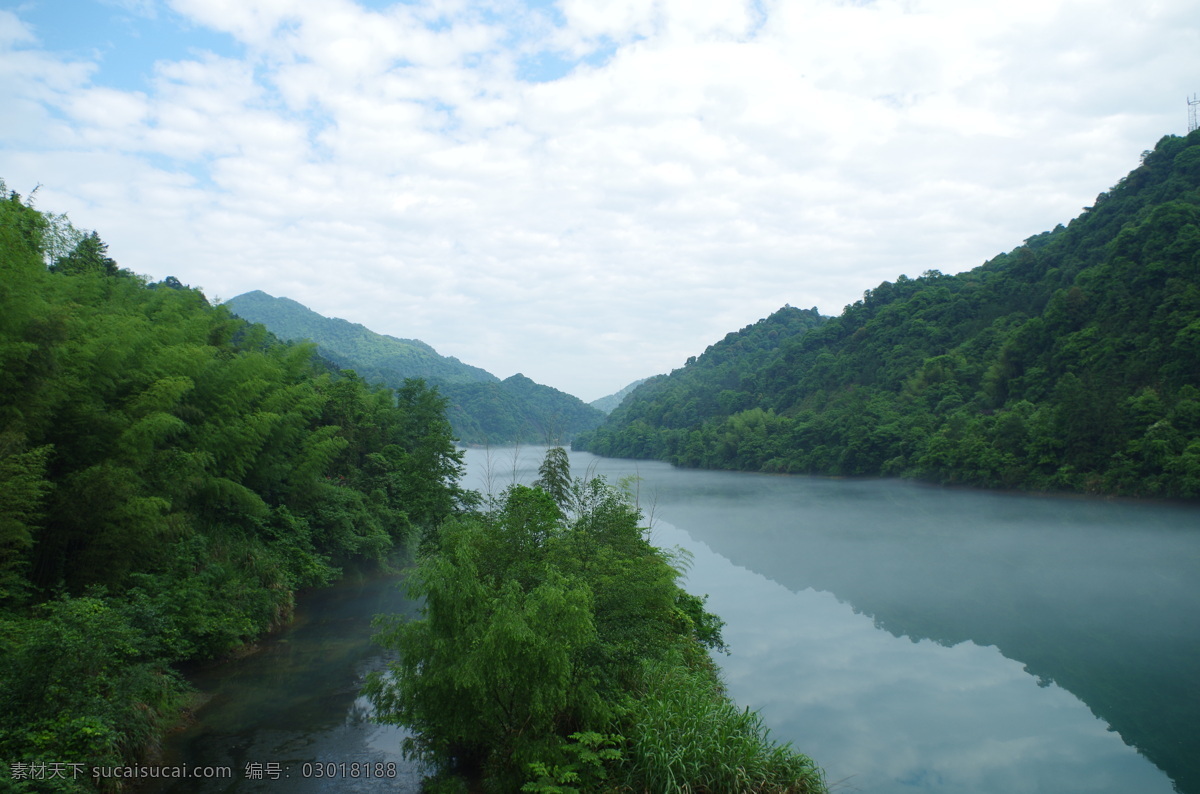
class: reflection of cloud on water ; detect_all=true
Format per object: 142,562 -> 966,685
650,518 -> 1175,794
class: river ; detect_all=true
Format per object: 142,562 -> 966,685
152,447 -> 1199,793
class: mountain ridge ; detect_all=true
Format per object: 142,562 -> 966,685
225,291 -> 604,445
225,290 -> 497,385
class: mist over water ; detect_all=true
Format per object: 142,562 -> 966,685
465,446 -> 1195,794
146,573 -> 427,793
153,446 -> 1196,793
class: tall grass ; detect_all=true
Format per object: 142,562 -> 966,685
618,658 -> 826,794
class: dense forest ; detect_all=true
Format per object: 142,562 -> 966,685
579,132 -> 1200,498
224,291 -> 498,386
0,183 -> 468,790
225,291 -> 606,445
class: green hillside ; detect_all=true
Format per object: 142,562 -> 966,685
441,374 -> 607,446
586,306 -> 828,434
578,131 -> 1200,498
225,291 -> 605,445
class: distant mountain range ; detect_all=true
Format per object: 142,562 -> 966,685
589,378 -> 649,414
224,291 -> 604,445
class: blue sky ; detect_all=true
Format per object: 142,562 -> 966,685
12,1 -> 237,87
3,0 -> 1198,401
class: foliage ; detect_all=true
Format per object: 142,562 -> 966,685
0,184 -> 467,789
620,656 -> 823,794
521,732 -> 622,794
0,596 -> 189,787
535,445 -> 573,510
366,448 -> 824,793
223,291 -> 497,386
579,131 -> 1200,498
49,232 -> 120,277
440,374 -> 607,446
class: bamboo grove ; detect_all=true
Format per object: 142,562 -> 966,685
0,183 -> 468,789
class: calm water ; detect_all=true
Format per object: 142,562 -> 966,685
146,572 -> 426,792
155,447 -> 1199,793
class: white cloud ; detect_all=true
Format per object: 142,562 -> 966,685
2,0 -> 1198,400
0,9 -> 36,47
166,0 -> 302,45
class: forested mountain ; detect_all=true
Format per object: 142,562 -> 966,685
589,306 -> 828,432
225,290 -> 496,385
225,291 -> 605,445
440,374 -> 606,446
578,131 -> 1200,498
0,185 -> 467,782
590,377 -> 649,414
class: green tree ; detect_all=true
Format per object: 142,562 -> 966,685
0,440 -> 51,605
366,511 -> 602,787
579,131 -> 1200,498
534,446 -> 573,512
50,231 -> 120,277
367,448 -> 822,794
0,596 -> 187,777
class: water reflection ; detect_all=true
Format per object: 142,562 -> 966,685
461,447 -> 1193,793
656,519 -> 1175,794
154,447 -> 1195,794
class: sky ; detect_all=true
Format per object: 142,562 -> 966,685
2,0 -> 1198,402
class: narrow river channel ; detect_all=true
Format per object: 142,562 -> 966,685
153,447 -> 1199,793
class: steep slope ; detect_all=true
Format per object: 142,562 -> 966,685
579,131 -> 1200,498
225,291 -> 605,445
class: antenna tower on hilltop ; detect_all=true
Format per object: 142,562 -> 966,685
1190,94 -> 1200,133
